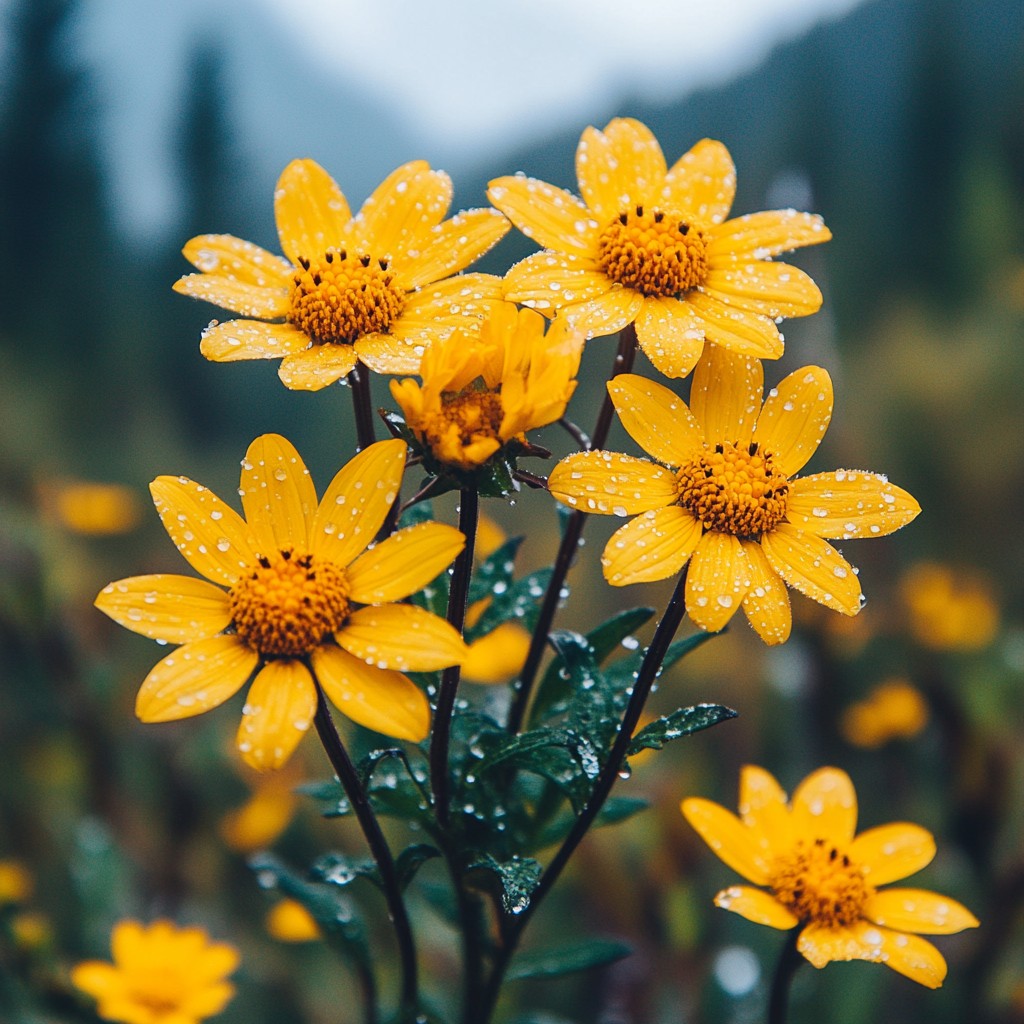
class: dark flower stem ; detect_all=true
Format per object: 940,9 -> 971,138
348,363 -> 377,451
312,687 -> 418,1019
768,927 -> 804,1024
505,323 -> 637,734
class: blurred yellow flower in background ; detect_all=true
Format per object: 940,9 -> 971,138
219,777 -> 298,853
266,899 -> 321,943
900,562 -> 999,651
39,481 -> 142,535
841,679 -> 929,748
0,860 -> 33,904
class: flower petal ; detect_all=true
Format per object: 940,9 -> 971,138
486,176 -> 597,255
311,645 -> 429,742
738,765 -> 793,843
601,507 -> 702,586
689,345 -> 763,445
95,574 -> 231,644
685,291 -> 784,358
562,287 -> 645,340
709,210 -> 831,259
787,471 -> 921,540
274,159 -> 350,264
686,532 -> 749,632
502,252 -> 610,312
752,365 -> 833,476
634,296 -> 706,378
181,234 -> 293,287
150,476 -> 257,586
398,272 -> 506,328
399,208 -> 511,290
714,885 -> 799,929
354,332 -> 426,376
239,434 -> 317,557
547,450 -> 679,515
135,635 -> 257,723
590,118 -> 667,209
739,540 -> 793,646
200,320 -> 309,362
236,660 -> 316,771
462,623 -> 530,684
704,261 -> 823,318
849,823 -> 936,885
663,139 -> 736,225
278,343 -> 358,391
761,524 -> 863,616
607,373 -> 703,466
173,274 -> 289,318
312,439 -> 406,568
346,522 -> 465,604
338,604 -> 467,672
863,889 -> 979,935
790,766 -> 857,845
680,797 -> 772,885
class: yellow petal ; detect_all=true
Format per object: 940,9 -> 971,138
689,344 -> 763,445
877,930 -> 947,988
680,797 -> 772,885
486,176 -> 597,255
311,645 -> 429,742
200,320 -> 309,362
181,981 -> 237,1017
547,450 -> 679,515
95,574 -> 231,644
738,764 -> 793,843
739,540 -> 792,646
704,261 -> 823,318
663,139 -> 736,225
562,287 -> 644,340
502,252 -> 610,312
685,291 -> 784,359
181,234 -> 293,287
634,296 -> 706,378
463,623 -> 530,684
278,343 -> 358,391
849,823 -> 936,885
173,274 -> 289,318
714,884 -> 799,929
752,365 -> 833,476
70,961 -> 120,999
597,118 -> 668,207
787,471 -> 921,540
601,507 -> 702,586
686,531 -> 749,632
863,889 -> 979,935
761,524 -> 863,616
575,124 -> 624,219
312,439 -> 406,568
150,476 -> 257,586
236,660 -> 316,771
607,373 -> 703,466
399,208 -> 510,290
708,210 -> 831,260
346,522 -> 465,604
135,636 -> 258,722
338,604 -> 467,672
790,766 -> 857,845
239,434 -> 317,557
354,331 -> 426,376
274,159 -> 350,264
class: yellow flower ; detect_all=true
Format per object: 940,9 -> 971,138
41,480 -> 143,535
899,562 -> 999,651
0,860 -> 33,904
488,118 -> 830,377
96,436 -> 468,770
841,679 -> 929,748
175,159 -> 509,390
389,303 -> 583,472
266,899 -> 321,943
71,919 -> 239,1024
682,766 -> 978,987
547,348 -> 920,644
219,778 -> 298,852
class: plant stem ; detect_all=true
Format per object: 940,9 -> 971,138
768,927 -> 804,1024
313,687 -> 418,1019
348,362 -> 377,451
505,324 -> 637,733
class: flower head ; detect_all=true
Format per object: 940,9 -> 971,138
682,766 -> 978,987
547,348 -> 920,643
71,919 -> 239,1024
488,118 -> 830,377
96,436 -> 468,769
175,159 -> 509,390
840,679 -> 929,748
899,562 -> 999,651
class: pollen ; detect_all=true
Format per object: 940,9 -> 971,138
229,549 -> 350,657
676,440 -> 789,538
770,838 -> 874,928
595,205 -> 709,297
289,247 -> 405,344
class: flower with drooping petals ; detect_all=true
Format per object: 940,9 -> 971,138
175,159 -> 509,390
96,436 -> 468,770
71,919 -> 239,1024
682,766 -> 978,987
547,348 -> 920,643
488,118 -> 829,377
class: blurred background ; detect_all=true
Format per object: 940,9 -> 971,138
1,0 -> 1022,1021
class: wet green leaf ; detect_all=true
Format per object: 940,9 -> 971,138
627,703 -> 737,755
507,938 -> 632,981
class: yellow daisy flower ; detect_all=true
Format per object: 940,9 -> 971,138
71,919 -> 240,1024
175,159 -> 510,390
487,117 -> 830,377
96,436 -> 468,770
682,766 -> 978,987
389,302 -> 583,473
547,348 -> 920,643
840,678 -> 929,749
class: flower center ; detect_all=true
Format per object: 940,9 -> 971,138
229,549 -> 350,658
129,969 -> 183,1016
770,838 -> 874,928
419,386 -> 506,469
676,441 -> 789,538
595,205 -> 709,297
289,248 -> 405,344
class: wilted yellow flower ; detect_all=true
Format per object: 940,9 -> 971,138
683,766 -> 978,987
96,436 -> 468,770
841,679 -> 929,748
41,481 -> 142,535
0,860 -> 32,904
900,562 -> 999,651
488,118 -> 829,377
266,899 -> 321,943
547,349 -> 920,643
175,159 -> 509,390
71,920 -> 239,1024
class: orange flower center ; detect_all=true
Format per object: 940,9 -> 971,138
418,386 -> 506,468
676,441 -> 789,538
595,205 -> 709,297
229,549 -> 350,657
770,837 -> 874,928
128,968 -> 185,1016
289,248 -> 405,344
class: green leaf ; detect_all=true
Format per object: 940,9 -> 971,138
594,796 -> 649,827
473,567 -> 554,637
467,535 -> 524,608
467,853 -> 542,915
586,607 -> 656,665
627,703 -> 738,755
394,843 -> 441,891
312,852 -> 378,889
507,939 -> 632,981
